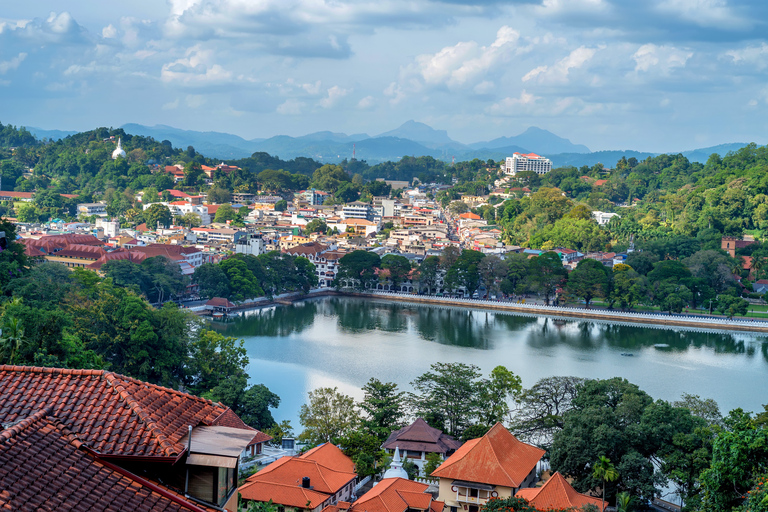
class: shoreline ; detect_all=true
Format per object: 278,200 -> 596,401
200,289 -> 768,334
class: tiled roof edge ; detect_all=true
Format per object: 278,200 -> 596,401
0,407 -> 52,444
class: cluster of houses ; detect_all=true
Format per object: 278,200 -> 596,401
0,364 -> 607,512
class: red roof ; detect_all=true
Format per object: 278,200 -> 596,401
239,480 -> 331,509
88,249 -> 148,270
430,423 -> 544,488
206,297 -> 237,309
164,189 -> 191,198
382,418 -> 462,455
0,408 -> 216,512
54,243 -> 107,260
300,442 -> 357,473
0,365 -> 248,458
515,472 -> 605,511
458,213 -> 481,220
593,180 -> 608,186
330,478 -> 441,512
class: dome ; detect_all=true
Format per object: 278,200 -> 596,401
112,137 -> 126,159
382,446 -> 409,480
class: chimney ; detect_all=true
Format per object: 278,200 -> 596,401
302,477 -> 311,489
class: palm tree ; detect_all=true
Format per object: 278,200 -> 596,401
616,491 -> 633,512
0,316 -> 25,365
592,455 -> 619,512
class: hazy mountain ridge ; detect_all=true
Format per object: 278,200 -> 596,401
27,122 -> 749,167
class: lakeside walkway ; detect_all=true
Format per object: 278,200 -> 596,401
346,291 -> 768,334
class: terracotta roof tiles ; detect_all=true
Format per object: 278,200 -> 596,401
0,365 -> 268,458
430,423 -> 544,489
515,472 -> 605,511
327,478 -> 440,512
382,418 -> 461,455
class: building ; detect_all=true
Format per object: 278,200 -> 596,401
504,153 -> 552,176
431,423 -> 545,512
592,211 -> 620,226
323,478 -> 444,512
342,202 -> 374,221
239,443 -> 357,512
0,365 -> 270,511
381,418 -> 462,476
77,202 -> 108,216
235,233 -> 266,256
515,472 -> 605,511
112,137 -> 126,159
722,235 -> 756,258
283,242 -> 345,288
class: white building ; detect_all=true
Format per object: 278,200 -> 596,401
143,201 -> 212,226
504,153 -> 552,175
77,203 -> 108,217
111,138 -> 126,159
235,233 -> 266,256
342,202 -> 374,221
592,211 -> 620,226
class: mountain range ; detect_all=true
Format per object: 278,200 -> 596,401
27,122 -> 749,168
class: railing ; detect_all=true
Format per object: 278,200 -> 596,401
354,291 -> 768,333
414,476 -> 439,485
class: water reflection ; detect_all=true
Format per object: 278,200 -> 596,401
329,298 -> 410,333
214,301 -> 318,337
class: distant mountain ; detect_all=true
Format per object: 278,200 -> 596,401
122,123 -> 263,159
296,131 -> 370,143
28,127 -> 78,141
682,143 -> 748,163
470,127 -> 591,154
376,120 -> 455,145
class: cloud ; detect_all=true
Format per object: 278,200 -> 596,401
161,45 -> 233,85
655,0 -> 747,29
726,43 -> 768,70
522,46 -> 599,84
357,95 -> 375,109
486,89 -> 540,116
632,43 -> 692,73
320,85 -> 350,108
0,53 -> 27,74
276,98 -> 304,115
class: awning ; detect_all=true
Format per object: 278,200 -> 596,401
187,453 -> 238,468
451,481 -> 495,491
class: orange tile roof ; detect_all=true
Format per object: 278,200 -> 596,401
331,478 -> 440,512
458,213 -> 481,220
300,443 -> 356,473
382,418 -> 461,455
0,408 -> 217,512
0,365 -> 259,458
239,480 -> 331,509
88,249 -> 148,270
54,243 -> 108,260
246,455 -> 356,495
515,472 -> 605,511
430,423 -> 544,488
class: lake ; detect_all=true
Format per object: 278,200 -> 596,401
213,296 -> 768,427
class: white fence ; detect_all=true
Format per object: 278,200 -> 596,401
357,291 -> 768,333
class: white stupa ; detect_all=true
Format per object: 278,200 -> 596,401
381,446 -> 408,480
112,137 -> 126,159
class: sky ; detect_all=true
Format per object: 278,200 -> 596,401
1,0 -> 767,152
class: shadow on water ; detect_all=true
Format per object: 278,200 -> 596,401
328,297 -> 410,333
212,301 -> 318,337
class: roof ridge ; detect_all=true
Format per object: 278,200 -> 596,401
103,373 -> 179,456
0,407 -> 52,444
487,425 -> 517,487
0,365 -> 105,377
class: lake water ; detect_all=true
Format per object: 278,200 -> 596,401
213,296 -> 768,427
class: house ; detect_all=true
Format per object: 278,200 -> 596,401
77,202 -> 108,216
431,423 -> 545,512
722,236 -> 756,258
515,472 -> 605,511
239,443 -> 357,512
323,478 -> 444,512
381,418 -> 462,476
753,279 -> 768,294
0,365 -> 271,512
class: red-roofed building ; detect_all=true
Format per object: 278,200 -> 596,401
432,423 -> 545,512
323,478 -> 444,512
0,365 -> 271,511
239,443 -> 357,512
515,472 -> 605,511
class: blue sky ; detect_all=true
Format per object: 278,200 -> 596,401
1,0 -> 767,152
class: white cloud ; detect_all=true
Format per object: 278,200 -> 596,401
161,45 -> 232,85
726,43 -> 768,70
277,98 -> 304,115
185,94 -> 206,108
357,95 -> 375,109
320,85 -> 350,108
383,82 -> 405,105
102,24 -> 117,38
413,26 -> 522,90
486,89 -> 540,116
522,46 -> 599,84
632,43 -> 692,73
0,52 -> 27,74
655,0 -> 747,29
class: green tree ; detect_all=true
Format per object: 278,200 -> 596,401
299,387 -> 359,444
478,255 -> 507,297
715,294 -> 749,318
381,254 -> 412,289
214,204 -> 243,224
187,329 -> 249,394
410,362 -> 483,438
305,218 -> 328,234
220,258 -> 262,301
204,374 -> 280,430
338,429 -> 387,478
144,203 -> 172,229
177,211 -> 202,228
444,249 -> 485,297
192,263 -> 231,299
274,199 -> 288,212
359,378 -> 406,441
510,376 -> 584,448
335,250 -> 381,290
477,366 -> 522,426
567,258 -> 610,306
593,456 -> 619,512
528,252 -> 567,305
418,256 -> 441,294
